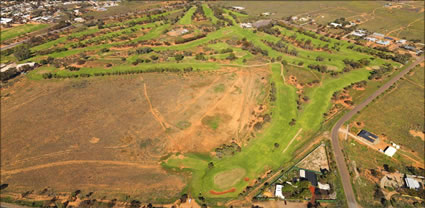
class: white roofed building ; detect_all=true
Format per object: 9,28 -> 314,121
405,177 -> 420,190
383,146 -> 397,157
274,184 -> 285,199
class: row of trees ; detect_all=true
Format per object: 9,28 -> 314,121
42,67 -> 198,79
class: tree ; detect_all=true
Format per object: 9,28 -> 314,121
14,44 -> 31,61
274,143 -> 280,148
174,54 -> 184,62
208,162 -> 214,169
150,55 -> 159,61
226,53 -> 237,61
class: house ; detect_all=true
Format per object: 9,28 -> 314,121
405,177 -> 420,190
252,19 -> 272,28
16,62 -> 37,71
299,17 -> 309,22
261,12 -> 271,16
240,23 -> 252,28
291,16 -> 298,21
0,63 -> 17,73
300,169 -> 318,186
357,129 -> 378,143
232,6 -> 245,10
401,45 -> 416,51
372,32 -> 385,38
274,184 -> 285,199
318,182 -> 330,190
376,40 -> 390,46
330,22 -> 342,27
74,17 -> 85,23
351,31 -> 366,37
0,18 -> 13,24
397,39 -> 407,44
383,146 -> 397,157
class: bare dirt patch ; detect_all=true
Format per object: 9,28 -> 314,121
409,130 -> 424,140
89,137 -> 100,144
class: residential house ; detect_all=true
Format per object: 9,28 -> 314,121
300,169 -> 318,186
376,40 -> 390,46
240,23 -> 252,28
232,6 -> 245,10
330,22 -> 342,27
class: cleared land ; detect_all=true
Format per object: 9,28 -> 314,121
1,67 -> 268,202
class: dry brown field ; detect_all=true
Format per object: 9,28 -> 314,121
0,67 -> 269,202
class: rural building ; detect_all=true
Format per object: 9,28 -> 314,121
300,169 -> 318,186
384,37 -> 394,40
372,32 -> 385,38
397,39 -> 407,44
405,177 -> 420,190
0,17 -> 13,24
240,23 -> 252,28
376,40 -> 390,46
252,19 -> 272,28
74,17 -> 85,23
318,182 -> 330,190
357,129 -> 378,143
16,62 -> 37,71
351,31 -> 366,37
232,6 -> 245,10
261,12 -> 271,16
330,22 -> 342,27
299,17 -> 309,22
401,45 -> 416,51
274,184 -> 285,199
365,37 -> 377,42
383,146 -> 397,157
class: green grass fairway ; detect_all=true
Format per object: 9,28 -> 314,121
202,4 -> 219,24
1,24 -> 49,43
178,6 -> 197,25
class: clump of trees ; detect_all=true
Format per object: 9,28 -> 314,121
136,47 -> 153,54
215,142 -> 241,158
174,33 -> 206,44
308,64 -> 328,73
14,44 -> 31,61
368,63 -> 393,80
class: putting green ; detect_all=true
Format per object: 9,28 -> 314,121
213,167 -> 246,190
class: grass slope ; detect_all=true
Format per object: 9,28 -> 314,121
1,24 -> 49,43
178,6 -> 197,25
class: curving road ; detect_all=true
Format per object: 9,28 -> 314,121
330,56 -> 424,208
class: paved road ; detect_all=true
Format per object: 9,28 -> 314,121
0,26 -> 72,51
330,56 -> 424,208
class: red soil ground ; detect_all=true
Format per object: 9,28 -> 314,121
209,188 -> 236,195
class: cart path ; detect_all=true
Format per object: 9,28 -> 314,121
282,128 -> 303,153
330,56 -> 424,208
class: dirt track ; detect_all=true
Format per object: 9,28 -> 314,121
330,56 -> 424,208
2,160 -> 157,175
